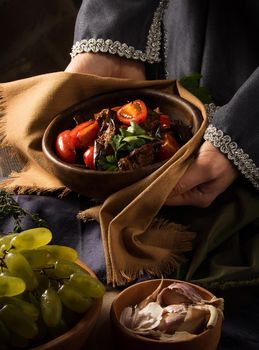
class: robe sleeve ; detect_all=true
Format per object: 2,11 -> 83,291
71,0 -> 168,64
204,67 -> 259,190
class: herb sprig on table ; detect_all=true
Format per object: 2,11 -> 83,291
0,190 -> 47,233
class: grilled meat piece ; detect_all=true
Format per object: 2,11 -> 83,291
118,141 -> 161,170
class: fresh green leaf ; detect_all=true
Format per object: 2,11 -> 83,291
97,155 -> 118,171
179,72 -> 214,104
179,72 -> 202,89
109,121 -> 155,160
126,122 -> 147,135
109,134 -> 125,156
122,136 -> 147,150
188,86 -> 214,104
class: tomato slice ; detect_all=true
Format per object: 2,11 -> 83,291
70,120 -> 99,149
55,130 -> 76,163
117,99 -> 147,125
159,132 -> 180,161
83,146 -> 95,170
159,114 -> 171,129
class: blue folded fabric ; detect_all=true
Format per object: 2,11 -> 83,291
0,193 -> 107,282
1,191 -> 259,349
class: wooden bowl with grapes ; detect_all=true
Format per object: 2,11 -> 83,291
0,228 -> 104,350
30,259 -> 103,350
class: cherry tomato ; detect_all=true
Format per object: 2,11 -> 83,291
159,132 -> 180,161
70,120 -> 99,149
83,146 -> 95,170
159,114 -> 171,129
117,99 -> 147,125
55,130 -> 76,163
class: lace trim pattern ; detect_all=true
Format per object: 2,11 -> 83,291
204,103 -> 221,123
204,125 -> 259,190
71,0 -> 169,63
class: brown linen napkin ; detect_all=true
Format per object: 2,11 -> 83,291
0,72 -> 207,285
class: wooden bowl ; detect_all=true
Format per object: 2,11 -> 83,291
30,260 -> 103,350
110,279 -> 223,350
42,88 -> 202,199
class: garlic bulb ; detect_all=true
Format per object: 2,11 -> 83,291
120,281 -> 224,341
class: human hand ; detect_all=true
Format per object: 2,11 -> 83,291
165,141 -> 239,207
65,52 -> 146,79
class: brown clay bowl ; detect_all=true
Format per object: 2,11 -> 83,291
110,279 -> 223,350
30,260 -> 103,350
42,88 -> 202,199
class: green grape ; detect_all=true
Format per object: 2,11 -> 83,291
58,284 -> 93,313
4,251 -> 38,291
27,291 -> 40,309
0,233 -> 17,257
38,245 -> 78,262
31,316 -> 48,346
0,304 -> 38,339
69,272 -> 105,298
51,259 -> 89,279
0,233 -> 16,247
35,272 -> 50,295
0,275 -> 26,297
40,287 -> 62,327
0,269 -> 11,276
0,319 -> 10,345
21,249 -> 55,269
10,227 -> 52,251
0,296 -> 39,321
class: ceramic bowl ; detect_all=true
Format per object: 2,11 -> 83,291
110,279 -> 223,350
31,260 -> 103,350
42,88 -> 202,199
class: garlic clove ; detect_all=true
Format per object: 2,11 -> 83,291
120,302 -> 163,332
158,310 -> 187,333
163,303 -> 187,314
192,304 -> 219,328
157,282 -> 202,306
138,279 -> 164,309
176,306 -> 207,333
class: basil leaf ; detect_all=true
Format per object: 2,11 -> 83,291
126,122 -> 147,135
98,155 -> 118,171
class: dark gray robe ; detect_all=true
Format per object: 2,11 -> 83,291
71,0 -> 259,190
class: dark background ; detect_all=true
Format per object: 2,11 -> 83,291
0,0 -> 81,83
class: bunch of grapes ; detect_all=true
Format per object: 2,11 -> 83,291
0,228 -> 105,349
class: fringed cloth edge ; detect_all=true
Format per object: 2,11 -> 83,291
0,84 -> 8,146
0,173 -> 71,198
110,218 -> 196,286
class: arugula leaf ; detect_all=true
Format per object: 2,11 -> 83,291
109,121 -> 155,160
179,73 -> 214,104
109,134 -> 126,158
97,155 -> 118,171
122,136 -> 147,151
126,122 -> 147,135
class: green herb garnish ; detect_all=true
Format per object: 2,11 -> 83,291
109,121 -> 155,159
97,121 -> 156,170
